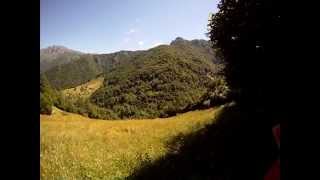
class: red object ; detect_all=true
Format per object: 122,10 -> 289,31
264,125 -> 280,180
273,125 -> 280,147
264,159 -> 280,180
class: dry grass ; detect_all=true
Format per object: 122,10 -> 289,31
40,106 -> 223,180
62,76 -> 104,99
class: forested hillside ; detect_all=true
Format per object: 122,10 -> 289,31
41,37 -> 229,119
90,40 -> 227,118
44,55 -> 103,89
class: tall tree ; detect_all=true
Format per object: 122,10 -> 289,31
208,0 -> 280,118
40,73 -> 54,114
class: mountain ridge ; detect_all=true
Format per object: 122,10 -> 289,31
40,45 -> 83,55
40,45 -> 84,73
43,37 -> 221,90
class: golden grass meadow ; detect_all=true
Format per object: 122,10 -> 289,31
62,76 -> 104,99
40,106 -> 223,180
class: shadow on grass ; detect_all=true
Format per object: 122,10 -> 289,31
127,104 -> 279,180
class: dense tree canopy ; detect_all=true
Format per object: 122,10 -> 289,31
90,41 -> 226,119
208,0 -> 280,117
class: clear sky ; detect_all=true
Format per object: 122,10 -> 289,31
41,0 -> 219,54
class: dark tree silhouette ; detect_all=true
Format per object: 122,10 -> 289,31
207,0 -> 282,177
208,0 -> 281,121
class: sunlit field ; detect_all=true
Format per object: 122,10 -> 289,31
40,106 -> 223,179
62,76 -> 104,99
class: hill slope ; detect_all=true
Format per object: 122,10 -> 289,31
90,40 -> 225,118
44,54 -> 103,90
40,45 -> 83,72
44,51 -> 141,90
62,76 -> 104,99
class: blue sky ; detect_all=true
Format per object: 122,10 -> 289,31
41,0 -> 219,54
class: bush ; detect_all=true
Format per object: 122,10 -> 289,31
40,93 -> 52,115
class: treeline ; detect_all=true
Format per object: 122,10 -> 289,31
40,76 -> 228,120
55,96 -> 119,119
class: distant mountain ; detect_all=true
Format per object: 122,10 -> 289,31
40,45 -> 83,72
43,38 -> 221,90
40,45 -> 81,55
44,50 -> 141,90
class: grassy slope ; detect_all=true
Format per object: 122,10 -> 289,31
40,106 -> 223,180
62,76 -> 104,99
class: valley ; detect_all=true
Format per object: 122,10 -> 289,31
40,37 -> 228,120
40,37 -> 230,179
39,0 -> 281,178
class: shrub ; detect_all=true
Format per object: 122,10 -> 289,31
40,93 -> 52,115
